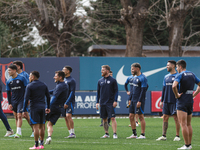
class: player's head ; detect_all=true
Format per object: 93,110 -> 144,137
29,71 -> 40,82
109,70 -> 113,77
8,65 -> 17,76
54,71 -> 65,82
176,60 -> 186,73
13,60 -> 23,70
101,65 -> 110,77
131,63 -> 141,75
167,60 -> 176,72
62,66 -> 72,76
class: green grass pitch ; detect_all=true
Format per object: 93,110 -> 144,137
0,116 -> 200,150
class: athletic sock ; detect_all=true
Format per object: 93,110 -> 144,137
132,129 -> 137,136
40,140 -> 44,146
113,133 -> 117,135
68,130 -> 71,134
48,136 -> 51,138
71,128 -> 75,134
162,134 -> 166,137
35,141 -> 39,147
141,133 -> 145,136
176,135 -> 179,137
105,133 -> 109,135
17,127 -> 21,135
185,145 -> 190,147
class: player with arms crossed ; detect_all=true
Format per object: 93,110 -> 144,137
23,71 -> 50,149
126,63 -> 148,139
172,60 -> 200,150
6,65 -> 28,138
96,65 -> 118,139
156,60 -> 180,141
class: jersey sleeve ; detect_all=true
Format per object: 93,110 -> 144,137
6,80 -> 11,91
174,73 -> 182,83
23,85 -> 31,112
96,81 -> 100,103
138,76 -> 148,102
124,77 -> 129,91
194,74 -> 200,84
113,79 -> 118,102
65,80 -> 76,105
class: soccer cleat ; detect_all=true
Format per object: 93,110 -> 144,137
173,136 -> 181,141
4,130 -> 14,137
14,133 -> 22,138
30,132 -> 34,137
100,134 -> 110,138
39,145 -> 44,149
126,134 -> 137,139
113,134 -> 118,139
177,145 -> 192,149
137,135 -> 146,139
156,136 -> 167,141
29,145 -> 40,149
65,133 -> 76,138
45,137 -> 51,145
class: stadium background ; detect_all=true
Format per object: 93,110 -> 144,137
1,57 -> 200,115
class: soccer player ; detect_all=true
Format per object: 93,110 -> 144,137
125,74 -> 140,127
126,63 -> 148,139
13,60 -> 34,137
45,71 -> 69,144
96,65 -> 118,139
172,60 -> 200,150
156,60 -> 180,141
22,71 -> 50,149
0,78 -> 14,137
62,66 -> 76,138
6,65 -> 28,138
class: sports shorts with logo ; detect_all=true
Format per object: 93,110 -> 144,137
30,109 -> 45,125
100,104 -> 116,119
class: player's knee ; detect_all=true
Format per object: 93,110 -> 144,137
17,114 -> 22,119
129,114 -> 134,120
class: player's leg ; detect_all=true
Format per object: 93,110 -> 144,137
135,114 -> 139,126
137,102 -> 146,139
108,105 -> 117,139
24,110 -> 34,137
187,113 -> 192,148
33,124 -> 39,147
39,124 -> 45,148
177,110 -> 189,145
14,112 -> 22,138
100,105 -> 109,138
173,114 -> 180,141
65,103 -> 75,138
163,114 -> 169,136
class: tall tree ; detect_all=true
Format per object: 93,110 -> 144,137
120,0 -> 149,57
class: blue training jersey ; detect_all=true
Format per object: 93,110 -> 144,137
174,70 -> 200,104
131,73 -> 148,102
124,75 -> 135,100
161,73 -> 178,103
50,81 -> 69,111
23,80 -> 50,111
64,76 -> 76,105
19,71 -> 29,83
96,76 -> 118,105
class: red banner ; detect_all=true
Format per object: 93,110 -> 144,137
151,91 -> 200,112
1,92 -> 13,113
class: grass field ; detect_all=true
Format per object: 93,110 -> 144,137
1,116 -> 200,150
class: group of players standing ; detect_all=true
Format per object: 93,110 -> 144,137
96,60 -> 200,150
0,60 -> 76,149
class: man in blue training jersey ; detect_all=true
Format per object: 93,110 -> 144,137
96,65 -> 118,139
23,71 -> 50,149
45,71 -> 69,144
125,74 -> 140,127
0,78 -> 14,137
13,60 -> 34,137
62,66 -> 76,138
156,60 -> 180,141
172,60 -> 200,150
6,65 -> 28,138
126,63 -> 148,139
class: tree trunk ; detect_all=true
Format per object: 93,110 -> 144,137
168,9 -> 187,57
120,0 -> 149,57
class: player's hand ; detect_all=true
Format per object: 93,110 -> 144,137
160,102 -> 163,109
175,93 -> 183,99
126,91 -> 130,95
128,100 -> 131,105
96,103 -> 99,110
137,101 -> 141,108
45,108 -> 50,114
113,101 -> 117,108
64,104 -> 68,109
8,104 -> 13,110
22,112 -> 26,118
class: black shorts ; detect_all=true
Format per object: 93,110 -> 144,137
46,110 -> 61,125
129,101 -> 145,114
30,109 -> 45,125
163,103 -> 177,115
66,103 -> 74,115
100,104 -> 115,119
12,101 -> 23,113
177,103 -> 193,115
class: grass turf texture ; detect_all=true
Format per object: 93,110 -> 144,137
0,117 -> 200,150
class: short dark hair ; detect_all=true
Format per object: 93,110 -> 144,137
64,66 -> 72,73
31,71 -> 40,79
131,63 -> 141,70
176,60 -> 186,69
168,60 -> 176,67
13,60 -> 23,69
8,65 -> 17,71
102,65 -> 111,71
55,71 -> 65,80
